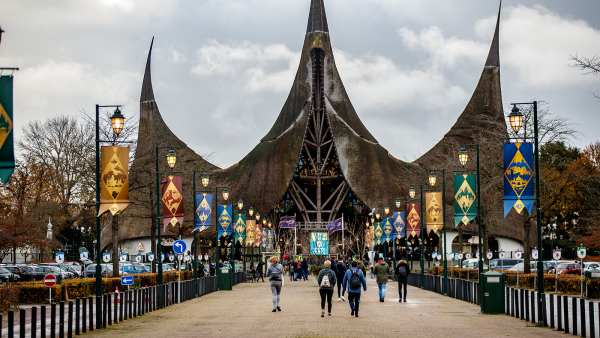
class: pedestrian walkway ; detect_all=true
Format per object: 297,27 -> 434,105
82,276 -> 564,338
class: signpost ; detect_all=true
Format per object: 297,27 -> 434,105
172,240 -> 187,304
553,248 -> 561,292
120,254 -> 127,262
515,250 -> 522,287
44,274 -> 56,304
578,245 -> 586,297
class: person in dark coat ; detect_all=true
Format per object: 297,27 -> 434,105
301,258 -> 309,281
395,259 -> 411,302
335,259 -> 347,302
318,260 -> 337,317
257,260 -> 265,282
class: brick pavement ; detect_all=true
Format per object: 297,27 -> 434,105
82,276 -> 566,337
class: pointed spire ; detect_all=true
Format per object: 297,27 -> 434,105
140,37 -> 155,102
306,0 -> 329,34
485,1 -> 501,68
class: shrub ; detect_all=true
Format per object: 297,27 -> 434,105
0,285 -> 21,311
310,265 -> 324,276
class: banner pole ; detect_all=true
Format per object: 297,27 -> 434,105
342,214 -> 344,255
294,214 -> 297,258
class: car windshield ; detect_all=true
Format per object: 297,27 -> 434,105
556,263 -> 576,269
0,267 -> 9,273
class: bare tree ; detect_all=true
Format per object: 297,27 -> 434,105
568,54 -> 600,100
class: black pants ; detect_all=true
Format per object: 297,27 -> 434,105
258,272 -> 264,282
319,289 -> 333,313
336,279 -> 345,298
348,292 -> 360,315
398,277 -> 408,299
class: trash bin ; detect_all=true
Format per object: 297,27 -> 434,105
218,267 -> 232,291
482,270 -> 505,314
584,268 -> 600,297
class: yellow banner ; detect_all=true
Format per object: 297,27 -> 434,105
98,146 -> 130,216
246,220 -> 255,245
426,192 -> 443,233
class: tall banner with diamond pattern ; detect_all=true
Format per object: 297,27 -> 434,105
382,217 -> 394,243
267,229 -> 274,249
261,228 -> 268,248
454,174 -> 476,226
425,192 -> 443,233
98,146 -> 130,216
503,142 -> 534,217
0,76 -> 15,185
254,221 -> 262,247
161,175 -> 184,230
234,214 -> 246,244
217,205 -> 232,238
246,220 -> 255,245
406,203 -> 421,238
392,212 -> 406,239
193,193 -> 212,232
374,222 -> 383,245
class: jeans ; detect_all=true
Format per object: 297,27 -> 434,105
398,278 -> 408,300
348,292 -> 360,315
303,268 -> 309,280
336,279 -> 345,298
319,289 -> 333,312
377,283 -> 387,299
270,281 -> 282,309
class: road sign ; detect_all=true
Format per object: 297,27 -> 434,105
103,253 -> 111,262
121,276 -> 134,286
178,254 -> 183,261
161,253 -> 165,262
119,254 -> 127,262
204,255 -> 208,261
80,250 -> 89,260
173,240 -> 187,254
148,253 -> 155,262
185,255 -> 190,262
55,252 -> 64,264
43,274 -> 57,288
169,254 -> 174,262
135,254 -> 142,262
137,242 -> 144,251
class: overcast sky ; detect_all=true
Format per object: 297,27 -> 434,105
1,0 -> 598,168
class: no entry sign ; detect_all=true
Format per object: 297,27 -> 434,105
43,274 -> 57,288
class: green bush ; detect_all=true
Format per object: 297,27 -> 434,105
310,265 -> 324,276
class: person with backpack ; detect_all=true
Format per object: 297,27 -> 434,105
335,259 -> 347,301
266,256 -> 284,312
318,260 -> 337,317
374,257 -> 390,302
395,259 -> 411,302
342,260 -> 367,317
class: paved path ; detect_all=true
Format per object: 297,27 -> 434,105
82,276 -> 565,338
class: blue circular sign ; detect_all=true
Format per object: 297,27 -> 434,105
173,240 -> 187,254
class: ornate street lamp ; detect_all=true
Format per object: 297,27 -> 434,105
110,107 -> 125,136
395,197 -> 401,209
428,171 -> 437,187
458,147 -> 469,166
249,207 -> 254,217
255,212 -> 260,222
509,104 -> 524,133
409,186 -> 416,199
375,209 -> 381,220
238,199 -> 244,211
222,188 -> 229,201
384,205 -> 390,215
201,171 -> 210,187
166,149 -> 177,168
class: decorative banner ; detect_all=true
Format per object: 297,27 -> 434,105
98,146 -> 130,216
486,251 -> 493,259
425,192 -> 443,233
515,250 -> 522,259
267,229 -> 274,248
0,76 -> 15,185
217,205 -> 232,238
193,193 -> 212,232
261,228 -> 268,247
382,217 -> 394,243
553,249 -> 561,260
503,142 -> 535,217
326,218 -> 342,235
454,174 -> 476,226
499,250 -> 505,259
373,222 -> 383,245
254,221 -> 262,247
392,212 -> 406,239
279,216 -> 296,228
246,220 -> 256,245
234,214 -> 246,244
577,247 -> 586,259
531,249 -> 538,260
161,175 -> 184,230
406,203 -> 421,238
465,253 -> 471,259
310,232 -> 329,255
56,252 -> 64,264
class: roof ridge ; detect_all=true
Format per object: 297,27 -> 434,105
140,37 -> 155,102
485,1 -> 501,68
306,0 -> 329,34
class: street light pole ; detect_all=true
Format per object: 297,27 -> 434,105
427,170 -> 447,294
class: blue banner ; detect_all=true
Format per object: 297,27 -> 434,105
261,228 -> 268,247
382,217 -> 394,243
279,216 -> 296,228
193,193 -> 212,232
217,204 -> 232,238
392,212 -> 406,239
503,142 -> 535,217
267,229 -> 274,248
326,218 -> 342,235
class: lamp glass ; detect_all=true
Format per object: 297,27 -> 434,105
249,207 -> 254,217
375,210 -> 380,220
166,149 -> 177,168
458,147 -> 469,166
371,217 -> 375,224
256,213 -> 260,221
384,205 -> 389,215
395,197 -> 401,209
110,107 -> 125,136
428,171 -> 437,187
238,198 -> 243,210
262,218 -> 267,226
409,186 -> 416,199
509,105 -> 524,133
201,172 -> 210,187
222,188 -> 229,201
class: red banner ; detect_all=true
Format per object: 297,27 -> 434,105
161,175 -> 184,231
406,203 -> 421,238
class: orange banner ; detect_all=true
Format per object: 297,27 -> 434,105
98,146 -> 130,216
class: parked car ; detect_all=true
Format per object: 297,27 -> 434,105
584,262 -> 600,271
85,264 -> 113,278
549,262 -> 581,275
38,263 -> 75,279
489,258 -> 523,270
17,265 -> 38,281
29,266 -> 64,280
507,261 -> 553,272
0,266 -> 19,284
2,265 -> 27,281
463,259 -> 489,270
122,264 -> 147,275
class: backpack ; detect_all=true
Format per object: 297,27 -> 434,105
269,265 -> 282,281
320,272 -> 331,287
397,265 -> 407,277
349,270 -> 362,289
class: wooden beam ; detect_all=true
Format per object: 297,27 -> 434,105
322,181 -> 345,208
319,142 -> 334,175
288,187 -> 308,223
303,143 -> 317,171
292,180 -> 317,210
329,186 -> 349,222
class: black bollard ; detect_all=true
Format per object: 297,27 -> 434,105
81,297 -> 85,334
32,307 -> 37,338
530,291 -> 535,324
51,303 -> 56,337
95,295 -> 101,330
8,310 -> 14,338
68,301 -> 73,338
590,302 -> 595,338
114,292 -> 118,324
107,293 -> 111,326
128,290 -> 132,319
525,290 -> 530,322
564,295 -> 570,334
133,289 -> 137,318
542,294 -> 547,327
75,298 -> 80,335
20,308 -> 25,338
102,294 -> 107,328
557,295 -> 563,331
550,294 -> 555,329
59,301 -> 64,338
88,297 -> 93,332
580,298 -> 585,338
573,297 -> 578,336
119,291 -> 124,322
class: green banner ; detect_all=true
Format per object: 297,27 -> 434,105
0,76 -> 14,185
374,222 -> 383,245
234,213 -> 246,244
454,174 -> 476,226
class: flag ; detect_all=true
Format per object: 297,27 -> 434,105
382,217 -> 394,243
98,146 -> 130,216
406,203 -> 421,238
373,222 -> 383,245
454,174 -> 476,226
0,76 -> 15,185
326,218 -> 342,235
503,142 -> 535,217
254,221 -> 262,247
392,212 -> 406,239
234,214 -> 246,244
217,205 -> 232,238
193,193 -> 212,232
279,216 -> 296,228
161,175 -> 184,230
425,192 -> 443,233
246,220 -> 256,245
268,229 -> 274,248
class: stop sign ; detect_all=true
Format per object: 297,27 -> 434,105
43,274 -> 56,288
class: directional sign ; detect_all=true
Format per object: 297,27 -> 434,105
135,254 -> 142,262
169,254 -> 174,262
121,276 -> 134,286
103,253 -> 111,263
43,274 -> 57,288
80,250 -> 89,260
173,240 -> 187,254
148,253 -> 155,262
119,254 -> 127,262
55,252 -> 64,264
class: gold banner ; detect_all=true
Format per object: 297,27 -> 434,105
426,192 -> 443,233
98,146 -> 130,216
246,220 -> 255,245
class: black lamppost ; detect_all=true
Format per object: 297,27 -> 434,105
393,196 -> 409,271
409,185 -> 424,288
155,147 -> 180,308
95,104 -> 126,328
426,170 -> 447,295
214,185 -> 229,273
508,101 -> 544,325
192,171 -> 211,281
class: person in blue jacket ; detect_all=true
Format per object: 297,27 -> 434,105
342,260 -> 367,317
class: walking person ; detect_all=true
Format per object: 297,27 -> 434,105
335,259 -> 347,301
374,257 -> 390,302
395,259 -> 410,302
257,259 -> 265,282
318,260 -> 337,317
342,260 -> 367,317
266,256 -> 284,312
301,258 -> 309,281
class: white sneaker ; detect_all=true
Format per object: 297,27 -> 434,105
338,298 -> 341,302
341,296 -> 345,301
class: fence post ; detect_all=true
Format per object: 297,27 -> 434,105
68,301 -> 73,338
75,298 -> 80,335
573,297 -> 578,336
41,306 -> 46,338
32,307 -> 37,338
550,294 -> 555,329
525,290 -> 530,322
59,301 -> 65,338
87,297 -> 93,332
580,298 -> 586,338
